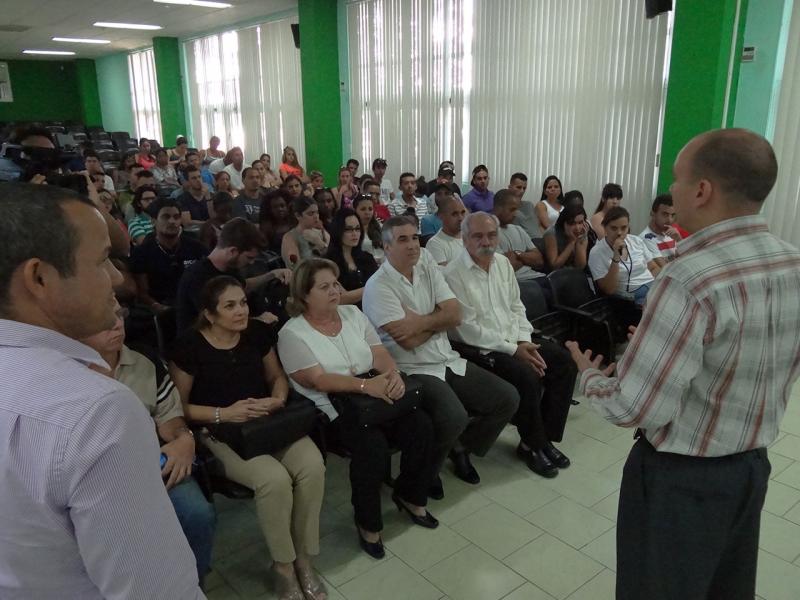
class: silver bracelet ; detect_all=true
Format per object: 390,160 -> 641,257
214,407 -> 221,425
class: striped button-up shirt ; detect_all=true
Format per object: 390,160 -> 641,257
0,320 -> 203,599
580,215 -> 800,457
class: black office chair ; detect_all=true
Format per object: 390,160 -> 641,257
521,278 -> 573,345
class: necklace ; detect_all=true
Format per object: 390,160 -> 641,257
307,313 -> 358,375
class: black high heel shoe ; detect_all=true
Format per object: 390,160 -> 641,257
354,518 -> 385,559
392,494 -> 439,529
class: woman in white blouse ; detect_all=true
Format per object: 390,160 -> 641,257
277,258 -> 438,559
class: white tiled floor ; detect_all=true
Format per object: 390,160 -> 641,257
204,383 -> 800,599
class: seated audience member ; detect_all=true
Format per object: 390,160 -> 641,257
199,192 -> 234,249
169,137 -> 189,166
462,164 -> 494,213
363,216 -> 519,495
563,189 -> 585,208
203,136 -> 225,165
250,159 -> 273,191
371,158 -> 395,205
420,184 -> 455,236
259,190 -> 293,254
81,306 -> 216,582
135,138 -> 156,169
543,204 -> 593,270
492,189 -> 550,316
235,166 -> 264,222
207,152 -> 229,175
282,197 -> 330,268
590,182 -> 623,238
122,168 -> 156,221
508,172 -> 538,238
169,277 -> 326,600
178,166 -> 211,227
588,206 -> 661,306
332,166 -> 359,210
279,146 -> 307,182
92,174 -> 124,224
388,172 -> 431,224
359,178 -> 391,222
535,175 -> 565,233
84,151 -> 116,197
314,188 -> 338,229
130,198 -> 209,313
425,194 -> 467,266
309,170 -> 325,190
182,151 -> 214,189
259,154 -> 283,187
176,217 -> 290,331
214,170 -> 238,198
353,193 -> 385,262
640,193 -> 681,262
424,162 -> 461,197
152,149 -> 181,192
223,147 -> 245,191
282,175 -> 305,204
278,259 -> 437,558
324,208 -> 379,306
117,162 -> 144,209
128,185 -> 158,245
346,158 -> 360,178
445,213 -> 577,477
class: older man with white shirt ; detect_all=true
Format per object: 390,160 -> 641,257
444,212 -> 577,478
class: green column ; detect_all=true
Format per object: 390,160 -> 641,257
657,0 -> 749,192
152,37 -> 188,145
75,59 -> 103,127
299,0 -> 344,187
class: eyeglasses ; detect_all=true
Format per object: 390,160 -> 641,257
344,226 -> 362,232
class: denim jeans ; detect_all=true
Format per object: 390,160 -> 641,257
632,282 -> 652,307
168,477 -> 216,578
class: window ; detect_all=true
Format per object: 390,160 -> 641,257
184,17 -> 305,163
346,0 -> 672,229
128,48 -> 163,143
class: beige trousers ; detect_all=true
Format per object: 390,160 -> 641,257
202,434 -> 325,563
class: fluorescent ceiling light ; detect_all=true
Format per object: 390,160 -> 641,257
23,49 -> 76,55
154,0 -> 232,7
93,22 -> 163,30
53,37 -> 111,44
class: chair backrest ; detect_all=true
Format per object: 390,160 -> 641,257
153,307 -> 178,357
55,133 -> 78,150
548,267 -> 596,308
519,278 -> 550,319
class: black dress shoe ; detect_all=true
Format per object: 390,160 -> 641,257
543,442 -> 571,469
392,494 -> 439,529
428,476 -> 444,500
525,448 -> 559,478
355,518 -> 385,559
449,450 -> 480,484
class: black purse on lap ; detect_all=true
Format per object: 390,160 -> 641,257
332,370 -> 421,427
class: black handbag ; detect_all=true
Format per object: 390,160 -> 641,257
333,371 -> 421,427
211,391 -> 318,460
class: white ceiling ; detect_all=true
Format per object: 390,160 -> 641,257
0,0 -> 297,60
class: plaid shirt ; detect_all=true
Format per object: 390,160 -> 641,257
580,215 -> 800,457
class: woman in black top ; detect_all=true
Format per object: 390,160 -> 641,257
324,208 -> 378,307
169,276 -> 327,600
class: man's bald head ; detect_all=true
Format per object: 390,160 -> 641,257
685,128 -> 777,205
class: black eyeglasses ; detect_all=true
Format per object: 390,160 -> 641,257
344,226 -> 362,232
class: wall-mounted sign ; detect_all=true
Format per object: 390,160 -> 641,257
0,62 -> 12,102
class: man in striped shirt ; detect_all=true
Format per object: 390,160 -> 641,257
567,128 -> 800,599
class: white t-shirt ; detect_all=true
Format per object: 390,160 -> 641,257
277,305 -> 382,420
377,177 -> 394,205
639,226 -> 677,259
223,164 -> 244,190
588,235 -> 657,294
496,223 -> 545,280
425,230 -> 464,265
207,158 -> 225,175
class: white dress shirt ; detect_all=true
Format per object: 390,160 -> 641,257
588,235 -> 657,293
363,255 -> 466,380
0,320 -> 202,600
426,230 -> 464,265
444,249 -> 533,355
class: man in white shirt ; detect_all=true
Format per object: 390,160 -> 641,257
363,216 -> 519,497
222,147 -> 245,190
639,194 -> 681,262
444,212 -> 577,478
84,151 -> 116,196
425,195 -> 467,265
589,206 -> 661,306
371,158 -> 395,205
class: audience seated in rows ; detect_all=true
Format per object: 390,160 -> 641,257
352,193 -> 386,262
462,164 -> 493,213
282,197 -> 330,268
324,208 -> 379,307
543,204 -> 594,271
178,165 -> 211,228
535,175 -> 565,234
426,194 -> 467,266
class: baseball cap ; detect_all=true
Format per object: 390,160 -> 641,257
438,165 -> 455,177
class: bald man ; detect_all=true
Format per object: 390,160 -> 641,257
567,129 -> 800,599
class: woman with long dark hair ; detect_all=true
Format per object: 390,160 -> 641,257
352,193 -> 384,263
535,175 -> 565,232
543,204 -> 594,270
324,208 -> 378,306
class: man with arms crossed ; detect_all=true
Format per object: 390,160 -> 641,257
0,183 -> 203,599
567,129 -> 800,599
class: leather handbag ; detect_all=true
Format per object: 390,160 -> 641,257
333,370 -> 421,427
211,391 -> 318,460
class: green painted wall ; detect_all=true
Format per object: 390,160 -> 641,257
0,60 -> 82,122
657,0 -> 748,192
75,59 -> 103,127
153,37 -> 188,145
96,52 -> 136,135
299,0 -> 343,187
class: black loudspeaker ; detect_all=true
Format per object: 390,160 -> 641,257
645,0 -> 673,18
291,23 -> 300,49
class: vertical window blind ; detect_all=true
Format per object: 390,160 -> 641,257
346,0 -> 672,229
763,1 -> 800,246
128,48 -> 163,143
184,17 -> 305,164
